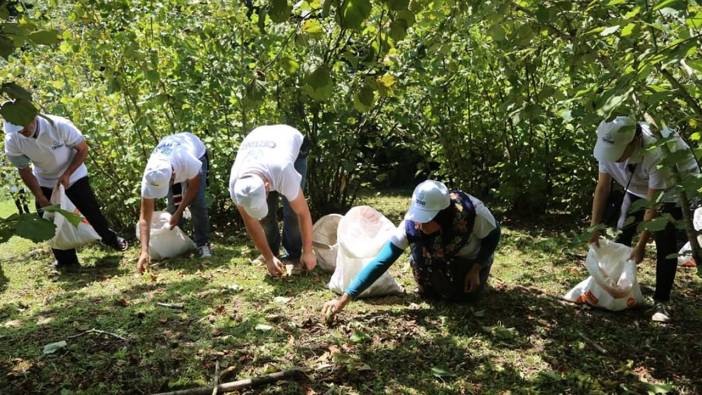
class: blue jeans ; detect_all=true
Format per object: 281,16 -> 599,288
261,154 -> 308,260
168,153 -> 210,247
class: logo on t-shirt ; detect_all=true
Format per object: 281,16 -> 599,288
241,141 -> 276,150
156,141 -> 180,156
51,142 -> 65,150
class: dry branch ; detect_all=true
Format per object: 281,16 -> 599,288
66,328 -> 128,342
152,368 -> 308,395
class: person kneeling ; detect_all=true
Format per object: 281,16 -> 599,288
322,180 -> 501,320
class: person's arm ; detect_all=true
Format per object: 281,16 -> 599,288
589,172 -> 612,246
287,188 -> 316,270
321,241 -> 403,320
630,188 -> 663,264
137,197 -> 154,273
236,205 -> 284,276
169,174 -> 201,229
57,141 -> 88,189
466,225 -> 501,293
18,167 -> 50,207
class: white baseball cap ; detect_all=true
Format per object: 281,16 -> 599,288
405,180 -> 451,223
593,116 -> 637,162
142,156 -> 172,199
231,175 -> 268,220
3,120 -> 24,134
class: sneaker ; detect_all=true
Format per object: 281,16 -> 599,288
651,302 -> 671,323
197,245 -> 212,258
111,236 -> 129,252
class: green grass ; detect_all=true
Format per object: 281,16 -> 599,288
0,193 -> 701,394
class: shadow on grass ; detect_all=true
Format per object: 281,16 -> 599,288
1,267 -> 700,394
306,279 -> 702,394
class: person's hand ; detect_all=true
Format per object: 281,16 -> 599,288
57,173 -> 70,189
589,230 -> 601,248
137,251 -> 150,274
630,243 -> 645,264
464,267 -> 481,293
301,250 -> 316,271
169,210 -> 183,230
321,293 -> 350,323
37,195 -> 51,208
265,256 -> 285,277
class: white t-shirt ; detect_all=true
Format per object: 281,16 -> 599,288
229,125 -> 304,202
4,115 -> 88,188
389,194 -> 497,260
598,124 -> 699,202
144,132 -> 206,187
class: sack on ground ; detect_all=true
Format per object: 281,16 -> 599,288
135,211 -> 195,260
44,185 -> 101,250
312,214 -> 343,272
677,207 -> 702,266
328,206 -> 403,297
564,239 -> 643,311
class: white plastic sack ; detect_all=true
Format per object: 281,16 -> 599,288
677,207 -> 702,266
564,239 -> 643,311
135,211 -> 195,260
312,214 -> 343,272
328,206 -> 403,298
44,185 -> 101,250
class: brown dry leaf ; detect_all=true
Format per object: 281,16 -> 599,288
214,305 -> 226,315
3,319 -> 22,328
115,298 -> 129,307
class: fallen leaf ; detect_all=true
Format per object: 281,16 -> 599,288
274,296 -> 292,304
255,324 -> 273,332
431,366 -> 456,379
43,341 -> 67,355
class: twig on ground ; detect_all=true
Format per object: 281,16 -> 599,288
152,368 -> 308,395
157,302 -> 185,310
576,330 -> 608,355
218,365 -> 238,381
211,360 -> 220,395
66,328 -> 128,342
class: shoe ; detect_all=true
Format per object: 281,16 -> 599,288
197,245 -> 212,258
651,302 -> 671,323
110,236 -> 128,252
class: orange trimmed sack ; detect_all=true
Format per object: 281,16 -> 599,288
564,239 -> 643,311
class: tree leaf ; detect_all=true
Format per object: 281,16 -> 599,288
385,0 -> 409,11
353,84 -> 375,112
269,0 -> 291,23
15,214 -> 56,243
28,30 -> 61,45
1,82 -> 33,101
302,19 -> 324,36
600,25 -> 620,36
642,216 -> 671,232
0,99 -> 39,128
653,0 -> 686,11
43,205 -> 82,227
302,65 -> 333,100
338,0 -> 371,30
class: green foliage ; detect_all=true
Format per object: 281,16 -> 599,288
1,0 -> 702,237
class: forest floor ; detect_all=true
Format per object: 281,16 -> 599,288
0,192 -> 701,394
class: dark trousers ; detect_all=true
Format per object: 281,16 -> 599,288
616,193 -> 683,302
36,176 -> 119,265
